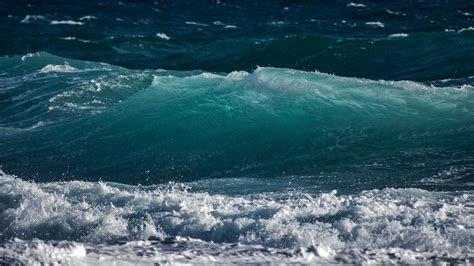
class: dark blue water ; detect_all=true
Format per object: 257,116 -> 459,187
1,1 -> 473,264
2,0 -> 474,81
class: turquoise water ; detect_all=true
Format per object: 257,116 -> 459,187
1,53 -> 473,190
1,1 -> 473,264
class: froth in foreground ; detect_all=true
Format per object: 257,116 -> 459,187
1,171 -> 472,264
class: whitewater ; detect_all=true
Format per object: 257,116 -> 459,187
1,171 -> 473,264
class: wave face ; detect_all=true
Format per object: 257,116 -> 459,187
1,53 -> 473,189
1,172 -> 473,264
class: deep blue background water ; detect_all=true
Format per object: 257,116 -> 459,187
1,0 -> 474,81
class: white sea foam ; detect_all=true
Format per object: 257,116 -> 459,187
347,3 -> 366,8
20,15 -> 48,24
226,71 -> 249,80
0,171 -> 472,264
185,21 -> 209,27
50,20 -> 84,25
420,166 -> 471,184
3,238 -> 470,265
268,21 -> 287,25
458,11 -> 473,17
40,63 -> 79,73
213,21 -> 237,29
60,37 -> 92,43
386,9 -> 406,16
365,21 -> 385,28
389,33 -> 409,38
156,33 -> 170,40
458,26 -> 474,33
46,71 -> 152,114
20,53 -> 38,61
79,15 -> 97,21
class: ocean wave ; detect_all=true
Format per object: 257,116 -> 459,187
1,53 -> 473,184
0,171 -> 472,264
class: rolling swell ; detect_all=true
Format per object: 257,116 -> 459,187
1,53 -> 473,189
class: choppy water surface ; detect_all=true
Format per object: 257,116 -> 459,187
1,0 -> 473,264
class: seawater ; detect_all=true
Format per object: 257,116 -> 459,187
1,0 -> 473,264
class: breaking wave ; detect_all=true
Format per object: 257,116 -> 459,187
1,171 -> 472,264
